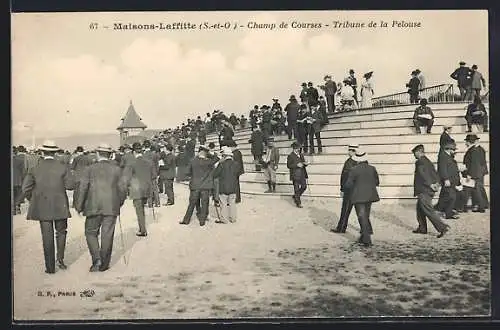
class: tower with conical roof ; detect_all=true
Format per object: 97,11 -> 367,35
117,100 -> 147,146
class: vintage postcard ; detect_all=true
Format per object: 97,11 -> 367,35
11,10 -> 490,321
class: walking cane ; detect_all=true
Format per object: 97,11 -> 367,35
117,213 -> 127,265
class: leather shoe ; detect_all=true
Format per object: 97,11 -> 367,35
437,226 -> 450,238
57,260 -> 67,270
136,232 -> 147,237
99,265 -> 110,272
445,215 -> 460,220
296,204 -> 303,208
179,221 -> 189,225
412,229 -> 427,234
331,228 -> 344,233
89,260 -> 101,272
45,269 -> 55,274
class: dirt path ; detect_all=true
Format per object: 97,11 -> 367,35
13,184 -> 490,320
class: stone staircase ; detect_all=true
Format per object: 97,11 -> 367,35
203,102 -> 489,203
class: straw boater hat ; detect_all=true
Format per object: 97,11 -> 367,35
38,140 -> 60,152
95,143 -> 113,153
352,149 -> 367,162
221,146 -> 233,157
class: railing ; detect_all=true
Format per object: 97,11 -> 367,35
372,84 -> 456,107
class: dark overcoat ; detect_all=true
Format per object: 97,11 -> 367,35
13,153 -> 27,187
159,152 -> 176,180
463,145 -> 488,179
437,152 -> 461,186
249,130 -> 264,157
122,156 -> 155,199
286,151 -> 308,182
345,161 -> 380,204
413,155 -> 440,197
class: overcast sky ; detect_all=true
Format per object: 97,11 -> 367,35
12,10 -> 488,139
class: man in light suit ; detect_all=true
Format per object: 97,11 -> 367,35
75,143 -> 128,272
287,142 -> 308,208
121,142 -> 155,236
21,140 -> 75,274
262,137 -> 280,193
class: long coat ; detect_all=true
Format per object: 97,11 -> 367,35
249,130 -> 264,157
345,161 -> 380,204
285,101 -> 300,123
187,156 -> 218,191
71,153 -> 92,181
471,71 -> 486,90
450,66 -> 472,87
119,152 -> 135,169
437,152 -> 461,186
122,156 -> 155,199
340,157 -> 357,192
159,151 -> 176,180
413,155 -> 440,197
463,145 -> 488,179
75,159 -> 127,217
439,132 -> 455,149
232,149 -> 245,176
143,149 -> 160,177
213,158 -> 241,195
286,151 -> 308,182
22,158 -> 74,221
13,153 -> 27,187
320,80 -> 337,96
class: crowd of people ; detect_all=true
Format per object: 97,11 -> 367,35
11,64 -> 490,273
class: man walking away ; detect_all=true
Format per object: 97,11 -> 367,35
180,145 -> 218,226
407,71 -> 421,104
470,64 -> 487,100
465,95 -> 488,133
21,140 -> 75,274
249,126 -> 265,171
413,98 -> 434,134
284,95 -> 300,140
344,149 -> 379,247
436,142 -> 463,219
143,141 -> 161,208
320,75 -> 337,114
159,144 -> 176,206
75,143 -> 127,272
70,146 -> 92,209
450,61 -> 473,101
307,82 -> 319,108
213,146 -> 241,224
462,134 -> 488,213
287,142 -> 308,208
122,142 -> 155,237
411,144 -> 449,238
331,144 -> 359,233
262,137 -> 280,193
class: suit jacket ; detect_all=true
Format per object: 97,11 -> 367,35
407,77 -> 420,94
120,152 -> 135,169
463,145 -> 488,179
71,153 -> 92,181
439,132 -> 455,149
413,155 -> 440,196
285,101 -> 300,122
213,158 -> 241,195
187,156 -> 218,191
437,151 -> 461,187
450,66 -> 472,87
249,130 -> 264,156
345,162 -> 380,204
340,157 -> 357,192
143,149 -> 160,177
307,87 -> 319,103
22,158 -> 74,221
122,155 -> 155,199
320,80 -> 337,96
286,151 -> 308,181
413,105 -> 435,120
264,147 -> 280,167
75,159 -> 127,217
471,71 -> 486,90
232,149 -> 245,176
159,152 -> 176,180
466,103 -> 487,118
13,153 -> 27,187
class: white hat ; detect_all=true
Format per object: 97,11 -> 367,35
95,143 -> 113,152
38,140 -> 60,152
221,146 -> 233,157
352,149 -> 367,162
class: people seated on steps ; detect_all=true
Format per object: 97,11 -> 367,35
412,98 -> 434,134
465,95 -> 488,133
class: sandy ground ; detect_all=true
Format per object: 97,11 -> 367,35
13,184 -> 490,320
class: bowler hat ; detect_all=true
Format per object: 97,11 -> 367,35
143,140 -> 151,147
17,145 -> 26,153
420,98 -> 428,106
289,95 -> 296,101
76,146 -> 84,152
411,144 -> 425,153
349,69 -> 355,74
459,61 -> 466,65
324,75 -> 332,80
132,142 -> 142,151
291,142 -> 301,149
38,140 -> 60,152
472,64 -> 478,69
464,133 -> 480,142
301,82 -> 307,87
96,143 -> 113,153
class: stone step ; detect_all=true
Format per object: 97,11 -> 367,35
242,150 -> 488,165
237,141 -> 489,155
240,171 -> 490,186
239,181 -> 490,199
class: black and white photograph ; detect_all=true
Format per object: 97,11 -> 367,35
11,10 -> 490,320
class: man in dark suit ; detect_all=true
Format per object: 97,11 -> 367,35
75,143 -> 127,272
122,142 -> 155,236
284,95 -> 300,140
462,134 -> 488,212
180,145 -> 218,226
331,144 -> 358,233
450,61 -> 473,101
249,126 -> 265,171
287,142 -> 308,208
412,98 -> 434,134
299,82 -> 308,104
119,144 -> 134,170
297,104 -> 310,154
439,126 -> 455,150
407,71 -> 421,104
319,75 -> 338,114
21,140 -> 75,274
344,149 -> 379,247
411,144 -> 449,238
70,146 -> 92,209
212,146 -> 241,224
307,81 -> 319,108
465,95 -> 488,133
158,144 -> 176,206
308,104 -> 324,155
436,142 -> 462,219
143,140 -> 160,208
227,140 -> 244,203
13,145 -> 27,214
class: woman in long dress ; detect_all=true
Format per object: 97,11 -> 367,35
360,71 -> 374,108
